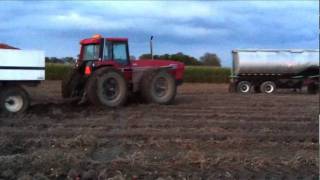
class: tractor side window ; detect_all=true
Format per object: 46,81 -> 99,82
113,43 -> 128,64
83,44 -> 100,60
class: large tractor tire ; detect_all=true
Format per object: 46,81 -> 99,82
0,86 -> 30,116
61,69 -> 83,98
140,70 -> 176,105
236,81 -> 252,94
86,67 -> 128,107
260,81 -> 276,94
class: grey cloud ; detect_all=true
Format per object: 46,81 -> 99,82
0,1 -> 318,67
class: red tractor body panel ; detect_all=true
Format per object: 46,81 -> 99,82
131,59 -> 184,82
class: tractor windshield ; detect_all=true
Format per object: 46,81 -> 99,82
83,44 -> 100,60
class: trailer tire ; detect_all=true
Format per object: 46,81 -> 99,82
307,83 -> 318,94
0,86 -> 30,115
260,81 -> 276,94
86,68 -> 128,107
140,70 -> 176,104
236,81 -> 252,94
61,69 -> 82,98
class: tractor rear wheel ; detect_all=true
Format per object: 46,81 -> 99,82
61,69 -> 83,98
0,86 -> 30,116
140,70 -> 176,105
86,68 -> 128,107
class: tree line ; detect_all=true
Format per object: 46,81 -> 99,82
45,52 -> 221,67
138,52 -> 221,66
45,57 -> 76,64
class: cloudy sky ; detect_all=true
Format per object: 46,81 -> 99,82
0,1 -> 318,67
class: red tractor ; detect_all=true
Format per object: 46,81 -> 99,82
62,34 -> 184,107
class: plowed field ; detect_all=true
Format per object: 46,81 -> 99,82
0,81 -> 318,180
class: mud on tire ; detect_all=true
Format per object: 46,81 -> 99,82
86,67 -> 128,107
61,69 -> 83,98
140,70 -> 176,105
0,86 -> 30,116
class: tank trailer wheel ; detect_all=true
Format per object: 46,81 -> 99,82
0,86 -> 30,115
260,81 -> 276,94
86,68 -> 128,107
236,81 -> 252,94
61,69 -> 83,98
141,70 -> 176,105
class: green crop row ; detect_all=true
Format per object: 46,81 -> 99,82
184,66 -> 230,83
45,63 -> 231,83
45,63 -> 73,80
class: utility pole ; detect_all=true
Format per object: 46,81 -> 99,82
150,36 -> 154,60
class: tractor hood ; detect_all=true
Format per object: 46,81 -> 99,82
131,59 -> 185,81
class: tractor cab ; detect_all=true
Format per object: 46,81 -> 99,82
78,34 -> 130,67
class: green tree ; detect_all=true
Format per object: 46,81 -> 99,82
62,57 -> 76,64
200,53 -> 221,67
139,52 -> 202,65
139,54 -> 153,59
170,52 -> 201,65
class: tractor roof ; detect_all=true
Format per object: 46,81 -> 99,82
106,37 -> 128,42
80,35 -> 128,45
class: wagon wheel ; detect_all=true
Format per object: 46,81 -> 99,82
0,86 -> 30,116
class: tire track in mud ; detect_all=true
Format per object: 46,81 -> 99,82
1,126 -> 317,144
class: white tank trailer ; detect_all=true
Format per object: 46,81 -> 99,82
230,49 -> 319,94
0,49 -> 45,115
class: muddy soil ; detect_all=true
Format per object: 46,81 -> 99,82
0,81 -> 318,180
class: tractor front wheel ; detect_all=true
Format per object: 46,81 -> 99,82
86,68 -> 128,107
141,70 -> 176,105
